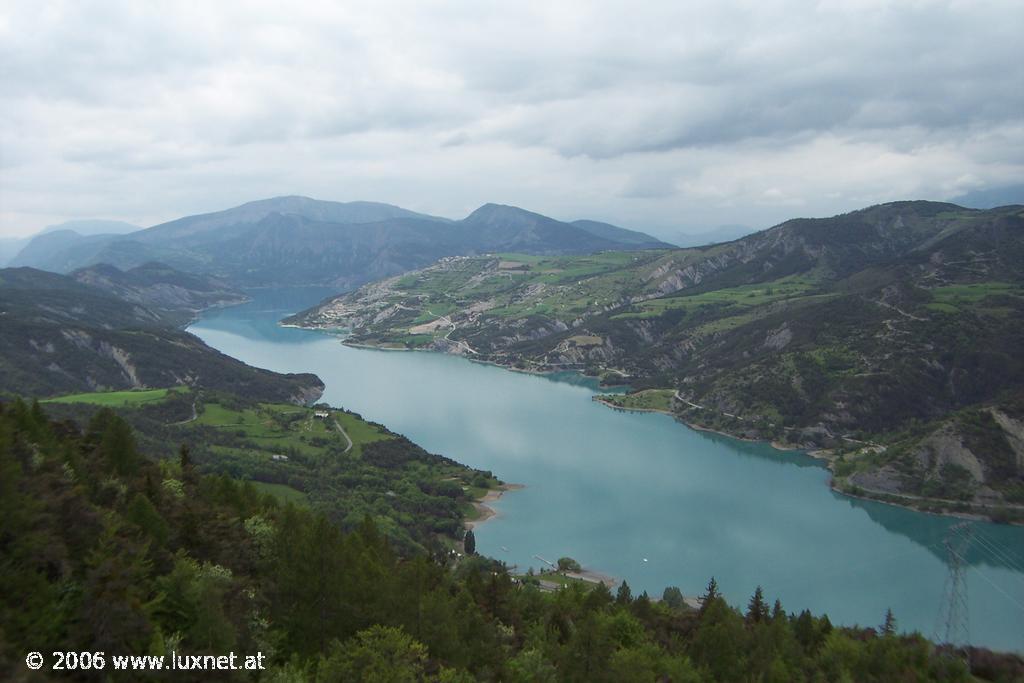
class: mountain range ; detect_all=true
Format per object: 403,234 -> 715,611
288,200 -> 1024,520
10,196 -> 671,289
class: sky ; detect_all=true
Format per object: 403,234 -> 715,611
1,1 -> 1022,240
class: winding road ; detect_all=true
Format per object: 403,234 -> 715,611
333,418 -> 353,453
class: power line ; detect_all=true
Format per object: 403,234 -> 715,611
967,565 -> 1024,615
969,527 -> 1024,575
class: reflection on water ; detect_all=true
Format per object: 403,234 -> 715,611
189,287 -> 1024,653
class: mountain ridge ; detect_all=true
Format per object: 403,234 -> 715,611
11,196 -> 672,288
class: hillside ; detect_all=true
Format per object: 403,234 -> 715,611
71,261 -> 250,325
288,201 -> 1024,519
0,267 -> 322,402
4,400 -> 1018,680
12,195 -> 671,288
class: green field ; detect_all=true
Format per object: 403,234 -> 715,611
335,411 -> 390,456
43,386 -> 188,406
612,275 -> 819,320
192,401 -> 384,459
596,389 -> 675,412
249,480 -> 309,506
925,282 -> 1024,314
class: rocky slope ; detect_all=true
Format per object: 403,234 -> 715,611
71,261 -> 249,325
0,267 -> 322,402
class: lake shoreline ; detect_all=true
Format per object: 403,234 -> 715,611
592,390 -> 1022,525
335,333 -> 1021,527
466,483 -> 525,530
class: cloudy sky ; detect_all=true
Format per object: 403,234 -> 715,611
1,1 -> 1022,239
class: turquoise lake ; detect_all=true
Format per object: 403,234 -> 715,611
190,287 -> 1024,653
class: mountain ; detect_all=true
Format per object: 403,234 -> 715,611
669,224 -> 756,247
0,237 -> 29,267
70,261 -> 249,325
952,184 -> 1024,210
11,196 -> 673,289
288,201 -> 1024,519
10,230 -> 117,271
572,219 -> 673,247
8,219 -> 141,269
0,267 -> 322,402
39,219 -> 140,236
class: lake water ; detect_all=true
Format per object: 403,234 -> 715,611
190,287 -> 1024,653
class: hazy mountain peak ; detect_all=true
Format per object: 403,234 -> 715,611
464,203 -> 547,225
40,219 -> 140,236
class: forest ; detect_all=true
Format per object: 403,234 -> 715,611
3,398 -> 1022,681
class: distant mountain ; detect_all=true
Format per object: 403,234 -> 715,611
668,224 -> 756,247
11,196 -> 674,289
951,184 -> 1024,210
571,219 -> 673,248
8,219 -> 141,269
0,237 -> 29,267
290,200 -> 1024,520
70,261 -> 250,326
11,230 -> 124,271
39,219 -> 140,236
0,267 -> 322,402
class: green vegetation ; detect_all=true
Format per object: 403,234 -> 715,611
42,385 -> 188,406
557,556 -> 582,572
250,480 -> 309,506
4,388 -> 1021,680
597,388 -> 676,412
42,390 -> 498,554
612,275 -> 820,320
926,282 -> 1024,315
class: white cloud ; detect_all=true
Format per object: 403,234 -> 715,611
1,0 -> 1022,238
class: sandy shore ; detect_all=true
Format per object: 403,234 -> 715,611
466,483 -> 524,529
563,568 -> 619,587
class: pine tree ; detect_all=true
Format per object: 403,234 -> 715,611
746,585 -> 767,624
699,576 -> 720,617
99,414 -> 139,475
881,607 -> 897,636
615,580 -> 632,605
463,529 -> 476,555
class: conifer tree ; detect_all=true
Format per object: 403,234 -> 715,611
463,529 -> 476,555
746,585 -> 767,624
616,580 -> 632,605
881,607 -> 897,636
699,576 -> 720,617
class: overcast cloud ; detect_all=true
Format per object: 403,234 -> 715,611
1,0 -> 1022,239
